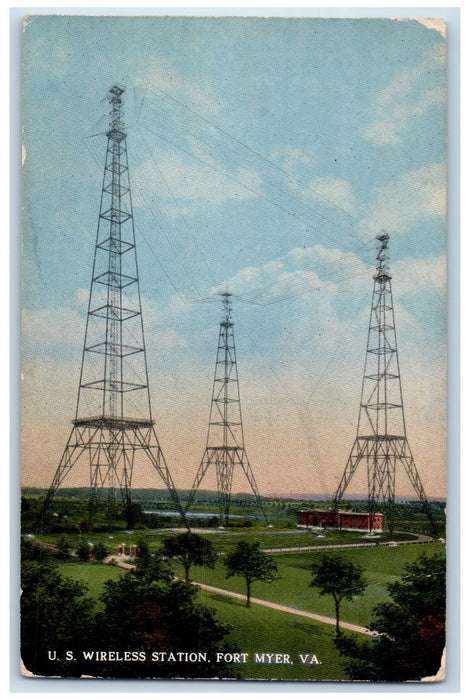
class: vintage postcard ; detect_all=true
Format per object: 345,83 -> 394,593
21,15 -> 447,682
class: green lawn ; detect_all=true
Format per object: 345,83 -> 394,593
56,540 -> 444,629
56,558 -> 354,680
55,543 -> 444,681
193,587 -> 354,681
38,526 -> 418,554
175,542 -> 444,628
58,562 -> 125,607
137,527 -> 418,551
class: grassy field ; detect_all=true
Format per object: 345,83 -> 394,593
40,525 -> 419,554
58,560 -> 358,681
193,588 -> 353,681
173,541 -> 444,628
58,540 -> 444,629
57,541 -> 444,681
58,562 -> 125,608
140,527 -> 418,550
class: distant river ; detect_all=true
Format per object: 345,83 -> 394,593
143,510 -> 265,520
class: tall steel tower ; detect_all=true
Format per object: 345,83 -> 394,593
41,86 -> 186,528
333,233 -> 437,533
185,293 -> 269,525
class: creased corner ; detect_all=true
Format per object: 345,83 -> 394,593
421,648 -> 446,682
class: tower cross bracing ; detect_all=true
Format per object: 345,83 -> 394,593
185,293 -> 269,525
333,232 -> 437,534
41,86 -> 186,527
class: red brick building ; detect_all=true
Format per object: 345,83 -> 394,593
297,509 -> 383,532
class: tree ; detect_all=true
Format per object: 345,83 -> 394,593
224,540 -> 278,607
335,552 -> 445,681
123,500 -> 144,529
76,539 -> 91,561
161,531 -> 217,582
135,543 -> 174,584
92,541 -> 109,563
94,567 -> 238,678
56,536 -> 72,560
134,539 -> 152,569
20,539 -> 95,676
310,555 -> 367,635
21,535 -> 51,564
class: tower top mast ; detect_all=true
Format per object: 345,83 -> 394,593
107,85 -> 126,142
375,231 -> 391,281
219,291 -> 233,326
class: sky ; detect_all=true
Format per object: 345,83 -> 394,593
21,15 -> 447,499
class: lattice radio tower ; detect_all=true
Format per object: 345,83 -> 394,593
41,86 -> 186,528
333,232 -> 437,534
185,293 -> 269,526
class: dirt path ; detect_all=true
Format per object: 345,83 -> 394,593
106,556 -> 135,569
194,581 -> 375,636
109,556 -> 374,636
106,556 -> 375,636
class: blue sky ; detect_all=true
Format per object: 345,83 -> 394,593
21,15 -> 447,497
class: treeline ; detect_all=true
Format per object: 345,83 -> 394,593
21,497 -> 183,535
20,532 -> 281,679
21,487 -> 271,506
20,535 -> 239,679
21,491 -> 446,537
21,497 -> 262,535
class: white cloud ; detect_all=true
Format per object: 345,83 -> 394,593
22,307 -> 85,351
287,244 -> 362,268
211,258 -> 284,297
149,327 -> 187,355
212,244 -> 368,304
75,288 -> 90,309
22,297 -> 187,366
133,151 -> 263,206
308,176 -> 357,216
358,163 -> 446,235
135,59 -> 222,121
392,253 -> 446,299
360,44 -> 445,146
270,145 -> 315,184
269,269 -> 323,297
132,64 -> 268,208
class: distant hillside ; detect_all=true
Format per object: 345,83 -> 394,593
21,487 -> 270,503
21,487 -> 445,504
